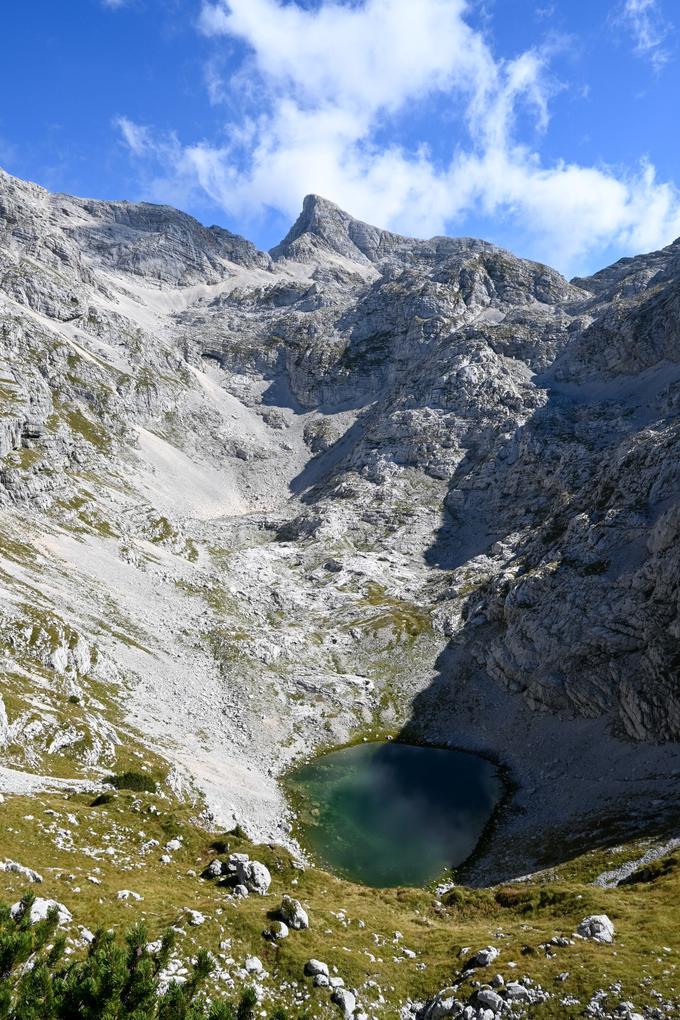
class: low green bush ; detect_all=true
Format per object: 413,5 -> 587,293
0,896 -> 282,1020
107,771 -> 158,793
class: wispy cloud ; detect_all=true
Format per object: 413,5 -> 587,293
115,117 -> 153,156
102,0 -> 130,9
620,0 -> 673,70
117,0 -> 680,274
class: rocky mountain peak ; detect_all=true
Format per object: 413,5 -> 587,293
270,192 -> 397,265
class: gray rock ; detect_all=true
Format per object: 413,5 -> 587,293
468,946 -> 500,968
265,920 -> 289,940
280,894 -> 309,930
505,982 -> 531,1001
185,909 -> 205,926
475,988 -> 504,1012
0,860 -> 43,883
228,854 -> 271,895
304,959 -> 330,977
576,914 -> 615,943
11,897 -> 71,926
331,987 -> 357,1018
420,988 -> 460,1020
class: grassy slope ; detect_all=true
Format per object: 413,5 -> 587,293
0,787 -> 678,1018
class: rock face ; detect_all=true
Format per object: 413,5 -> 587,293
0,167 -> 678,881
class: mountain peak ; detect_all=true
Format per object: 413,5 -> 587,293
271,193 -> 503,268
270,194 -> 402,265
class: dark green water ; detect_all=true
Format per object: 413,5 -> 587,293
285,741 -> 503,888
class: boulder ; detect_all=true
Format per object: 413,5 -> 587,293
280,894 -> 309,929
505,982 -> 531,1001
576,914 -> 615,943
304,959 -> 330,977
0,860 -> 43,883
420,988 -> 459,1020
468,945 -> 500,968
331,988 -> 357,1018
265,920 -> 289,940
228,854 -> 271,895
476,988 -> 504,1011
241,860 -> 271,895
11,897 -> 71,926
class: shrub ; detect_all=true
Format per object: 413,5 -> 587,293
237,988 -> 257,1020
90,792 -> 115,807
0,904 -> 290,1020
107,771 -> 158,793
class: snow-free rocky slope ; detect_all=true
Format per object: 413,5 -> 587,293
0,168 -> 678,883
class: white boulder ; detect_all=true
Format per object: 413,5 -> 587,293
304,959 -> 330,977
11,897 -> 71,926
468,946 -> 500,968
1,860 -> 43,883
332,988 -> 357,1018
228,854 -> 271,895
280,894 -> 309,930
576,914 -> 615,943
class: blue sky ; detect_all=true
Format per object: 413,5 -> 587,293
2,0 -> 679,275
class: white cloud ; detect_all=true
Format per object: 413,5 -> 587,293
117,0 -> 680,274
115,117 -> 153,157
102,0 -> 129,8
620,0 -> 672,70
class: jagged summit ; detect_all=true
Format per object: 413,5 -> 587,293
270,192 -> 498,266
270,192 -> 395,264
